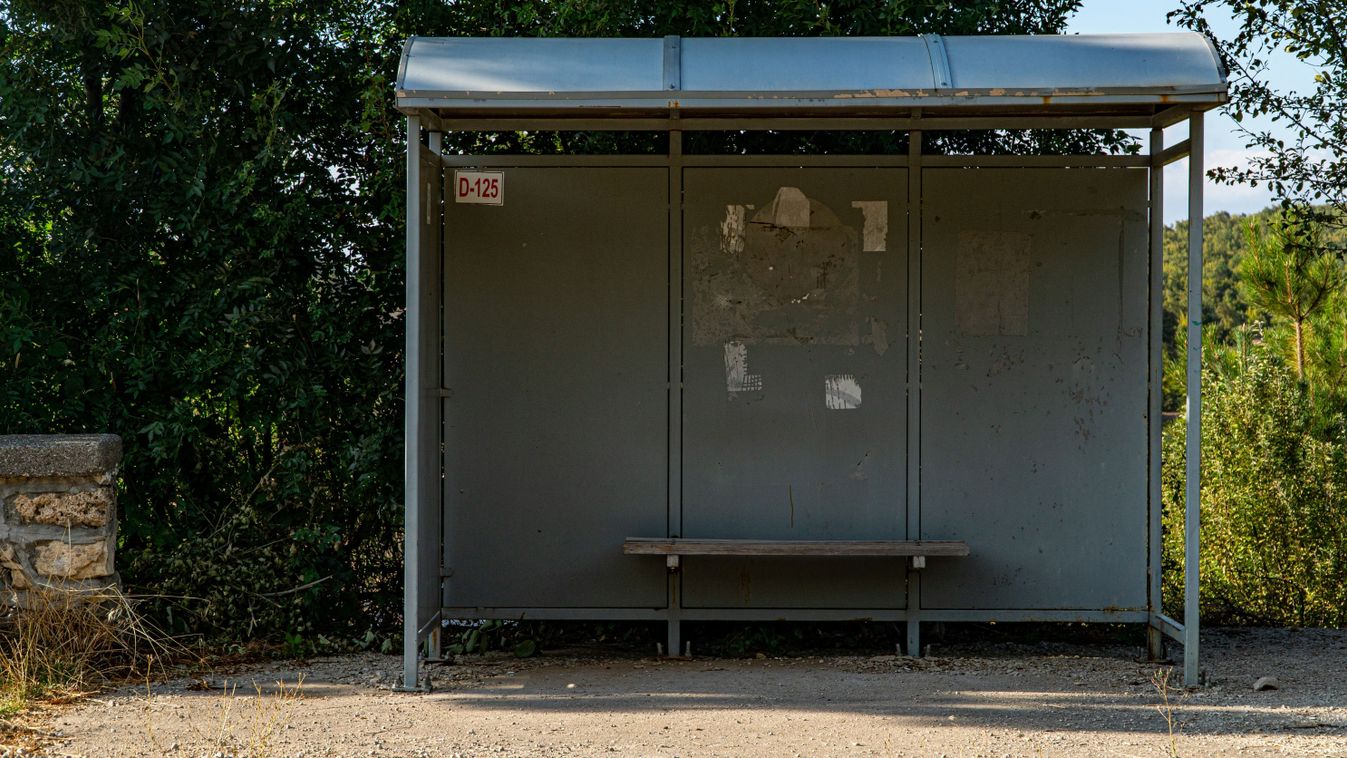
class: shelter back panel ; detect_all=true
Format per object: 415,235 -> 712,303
681,168 -> 909,609
442,167 -> 668,609
920,167 -> 1149,611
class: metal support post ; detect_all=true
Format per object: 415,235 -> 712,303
906,127 -> 923,657
1184,112 -> 1204,687
402,115 -> 424,691
667,128 -> 684,657
1147,126 -> 1166,662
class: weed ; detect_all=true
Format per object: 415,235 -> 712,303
143,675 -> 304,758
0,585 -> 188,711
1151,666 -> 1183,758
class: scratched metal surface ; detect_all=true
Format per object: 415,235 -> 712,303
919,168 -> 1149,611
440,167 -> 669,609
680,167 -> 909,609
396,34 -> 1227,111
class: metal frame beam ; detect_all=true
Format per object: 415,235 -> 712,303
1184,111 -> 1204,687
431,115 -> 1160,133
1152,139 -> 1192,168
1146,126 -> 1166,663
666,129 -> 685,657
401,115 -> 425,691
436,154 -> 1147,170
407,110 -> 1209,682
441,606 -> 1150,624
906,128 -> 924,656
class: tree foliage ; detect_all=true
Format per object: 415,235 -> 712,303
1,0 -> 1112,645
1163,352 -> 1347,628
1171,0 -> 1347,223
1239,212 -> 1339,379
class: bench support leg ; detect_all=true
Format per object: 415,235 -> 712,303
666,555 -> 682,657
906,562 -> 922,656
1146,624 -> 1165,661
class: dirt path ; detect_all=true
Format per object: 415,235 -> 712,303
38,628 -> 1347,757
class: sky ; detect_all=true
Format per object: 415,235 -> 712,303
1067,0 -> 1318,220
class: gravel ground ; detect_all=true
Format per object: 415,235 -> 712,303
32,627 -> 1347,757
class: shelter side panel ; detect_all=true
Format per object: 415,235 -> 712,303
441,167 -> 668,609
680,168 -> 909,610
921,167 -> 1148,611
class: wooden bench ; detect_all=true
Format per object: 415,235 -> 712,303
623,537 -> 970,656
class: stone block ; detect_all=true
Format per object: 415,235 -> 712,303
32,540 -> 112,580
0,435 -> 122,479
8,488 -> 113,528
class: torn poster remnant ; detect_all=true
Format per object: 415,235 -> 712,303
724,341 -> 763,399
764,186 -> 811,227
720,204 -> 751,256
692,187 -> 860,346
955,230 -> 1031,336
824,374 -> 862,410
849,201 -> 888,252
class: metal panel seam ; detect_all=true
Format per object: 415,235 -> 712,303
920,35 -> 952,89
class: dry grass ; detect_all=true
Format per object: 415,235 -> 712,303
0,584 -> 190,713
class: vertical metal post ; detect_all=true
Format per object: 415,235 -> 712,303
402,115 -> 423,690
667,128 -> 684,657
905,127 -> 923,657
1147,126 -> 1165,662
424,129 -> 443,665
1184,112 -> 1204,687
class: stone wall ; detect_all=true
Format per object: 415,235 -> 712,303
0,435 -> 121,602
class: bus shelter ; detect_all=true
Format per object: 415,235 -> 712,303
395,33 -> 1226,689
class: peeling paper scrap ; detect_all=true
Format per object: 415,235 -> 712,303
824,374 -> 862,410
720,204 -> 749,255
850,201 -> 888,252
765,187 -> 811,228
724,341 -> 763,398
955,230 -> 1031,336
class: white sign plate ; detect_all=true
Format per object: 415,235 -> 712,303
454,170 -> 504,205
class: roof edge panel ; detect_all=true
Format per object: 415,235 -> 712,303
395,34 -> 1228,116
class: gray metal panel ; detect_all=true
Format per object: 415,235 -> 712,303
679,37 -> 933,93
441,167 -> 668,609
399,37 -> 663,96
396,34 -> 1226,113
942,33 -> 1223,91
920,167 -> 1149,611
680,168 -> 908,609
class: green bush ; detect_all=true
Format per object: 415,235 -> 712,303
1162,349 -> 1347,626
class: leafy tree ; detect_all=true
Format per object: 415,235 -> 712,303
1170,0 -> 1347,225
1162,350 -> 1347,627
0,0 -> 1129,644
1239,214 -> 1338,379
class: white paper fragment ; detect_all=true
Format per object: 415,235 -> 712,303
850,201 -> 888,251
825,374 -> 862,410
766,187 -> 811,228
720,205 -> 748,255
724,341 -> 763,398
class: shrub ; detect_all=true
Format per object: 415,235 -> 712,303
1162,349 -> 1347,626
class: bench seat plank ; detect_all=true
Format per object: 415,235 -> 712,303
623,538 -> 969,557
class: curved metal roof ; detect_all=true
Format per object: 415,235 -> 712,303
395,33 -> 1226,119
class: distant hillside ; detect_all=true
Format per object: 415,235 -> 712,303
1162,207 -> 1347,345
